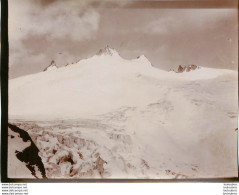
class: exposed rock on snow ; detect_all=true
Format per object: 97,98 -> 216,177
96,45 -> 119,57
177,64 -> 200,73
43,60 -> 57,72
8,124 -> 47,179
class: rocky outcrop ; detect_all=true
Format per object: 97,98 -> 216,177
97,45 -> 117,56
8,124 -> 47,179
177,65 -> 184,73
43,60 -> 57,71
177,65 -> 199,73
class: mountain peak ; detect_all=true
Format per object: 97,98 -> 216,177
43,60 -> 57,72
96,45 -> 119,57
136,55 -> 152,67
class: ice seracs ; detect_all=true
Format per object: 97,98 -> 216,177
43,60 -> 57,72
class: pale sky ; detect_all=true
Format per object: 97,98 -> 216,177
8,0 -> 238,78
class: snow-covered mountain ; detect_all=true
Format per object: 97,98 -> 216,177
8,47 -> 238,179
9,46 -> 236,120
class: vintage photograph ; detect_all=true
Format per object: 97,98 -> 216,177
7,0 -> 238,179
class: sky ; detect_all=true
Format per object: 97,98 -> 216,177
8,0 -> 238,78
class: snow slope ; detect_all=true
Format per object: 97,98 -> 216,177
8,47 -> 238,178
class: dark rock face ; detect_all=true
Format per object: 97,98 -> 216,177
177,64 -> 199,73
8,124 -> 47,179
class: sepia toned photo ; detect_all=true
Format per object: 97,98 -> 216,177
6,0 -> 238,180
